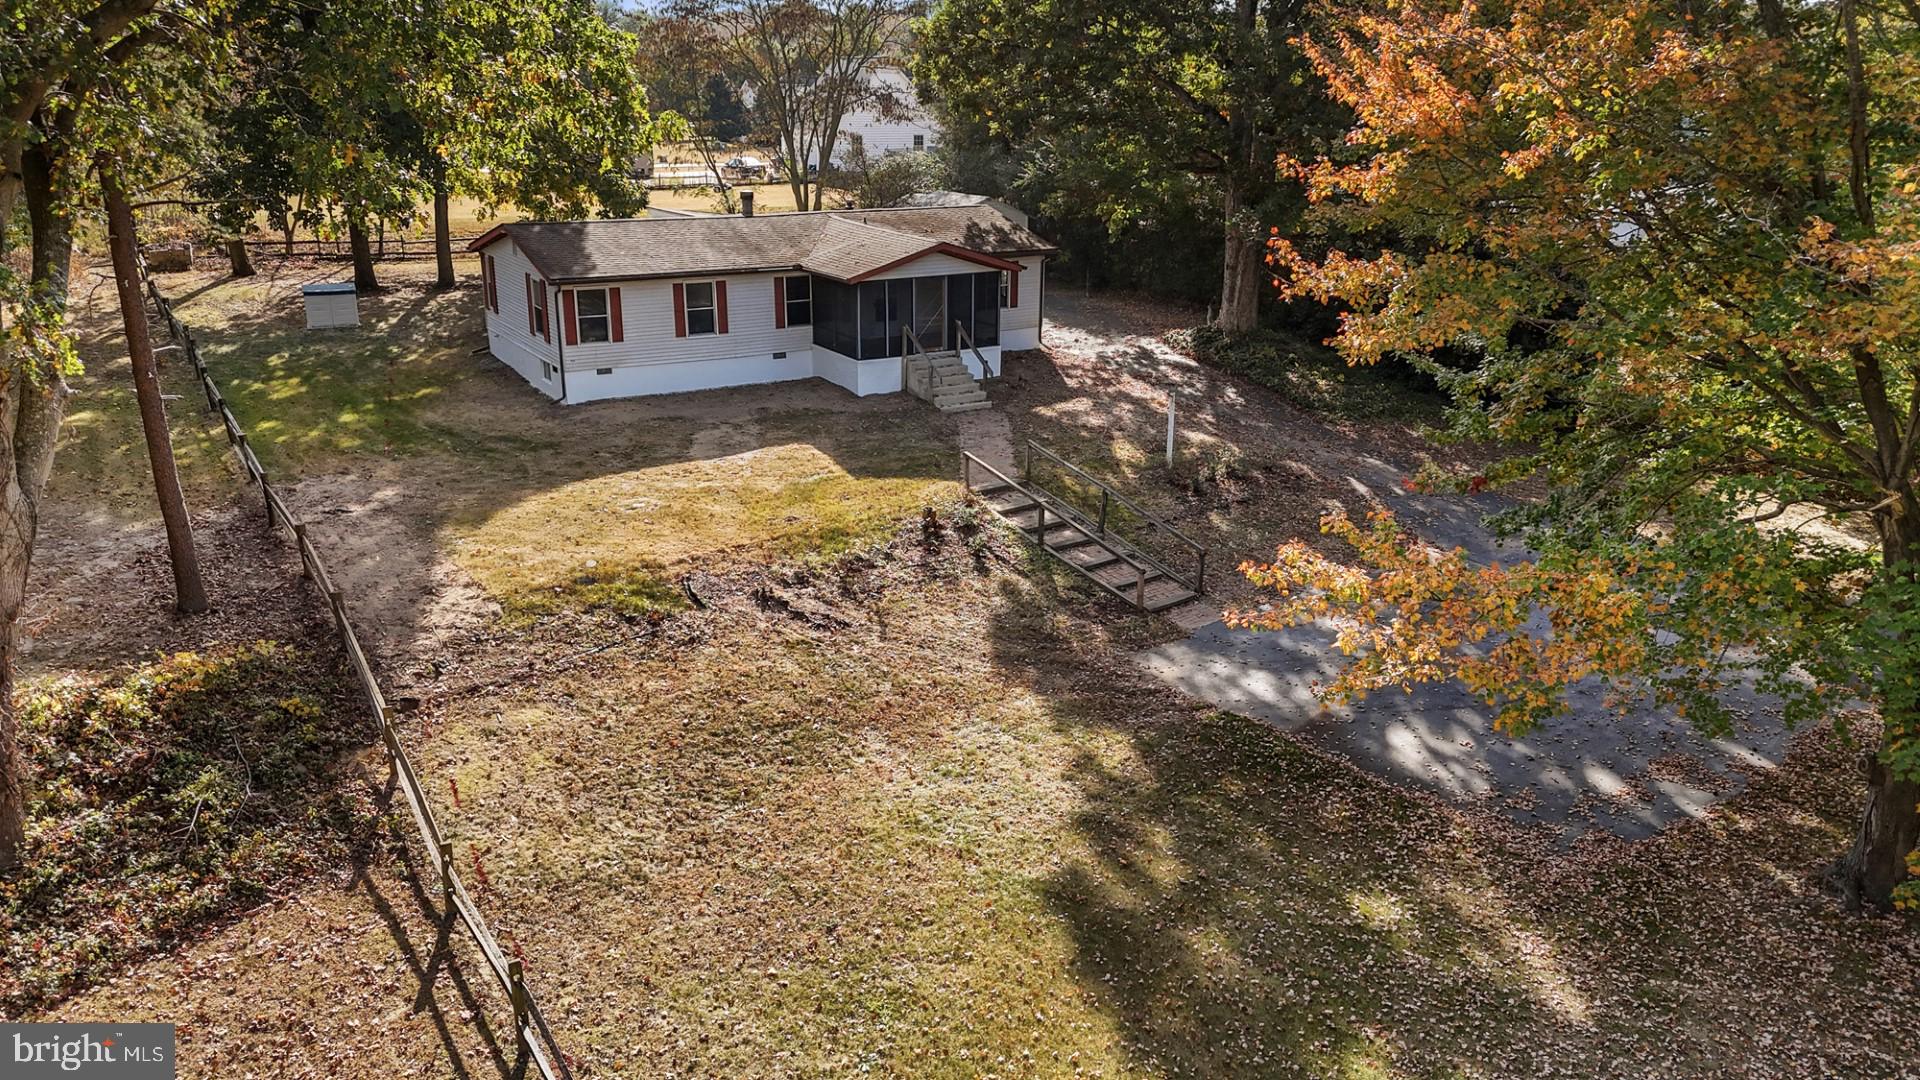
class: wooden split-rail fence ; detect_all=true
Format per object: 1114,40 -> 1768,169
963,440 -> 1208,614
135,252 -> 571,1080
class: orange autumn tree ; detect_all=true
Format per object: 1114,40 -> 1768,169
1243,0 -> 1920,910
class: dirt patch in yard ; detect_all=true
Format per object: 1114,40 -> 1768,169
1000,290 -> 1518,611
22,494 -> 342,682
281,466 -> 503,662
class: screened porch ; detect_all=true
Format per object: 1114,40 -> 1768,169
809,271 -> 1003,361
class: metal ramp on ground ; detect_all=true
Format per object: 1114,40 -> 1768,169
962,441 -> 1207,614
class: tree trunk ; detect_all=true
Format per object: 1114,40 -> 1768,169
0,139 -> 76,873
1218,180 -> 1262,334
433,183 -> 455,290
784,130 -> 810,215
101,158 -> 209,616
1217,0 -> 1265,335
347,214 -> 379,292
813,129 -> 834,211
1833,514 -> 1920,909
1836,748 -> 1920,910
226,238 -> 255,278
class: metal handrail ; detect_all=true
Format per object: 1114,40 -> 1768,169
954,319 -> 991,378
962,451 -> 1161,599
1021,440 -> 1208,593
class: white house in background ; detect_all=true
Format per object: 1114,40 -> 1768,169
468,203 -> 1054,404
814,64 -> 942,168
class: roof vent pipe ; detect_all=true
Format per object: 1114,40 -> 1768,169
740,190 -> 754,217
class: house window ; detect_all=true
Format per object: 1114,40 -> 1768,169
685,281 -> 718,335
998,270 -> 1011,308
575,287 -> 612,343
913,134 -> 925,151
533,282 -> 549,337
541,360 -> 556,382
784,275 -> 812,326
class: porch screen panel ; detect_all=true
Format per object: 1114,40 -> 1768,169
971,272 -> 1001,346
859,280 -> 904,360
947,274 -> 974,347
812,277 -> 858,357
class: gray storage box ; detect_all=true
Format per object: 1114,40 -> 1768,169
302,282 -> 360,329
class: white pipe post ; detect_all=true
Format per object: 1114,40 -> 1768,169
1165,392 -> 1176,469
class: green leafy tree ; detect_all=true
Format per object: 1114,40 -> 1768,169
0,0 -> 224,871
199,0 -> 668,291
918,0 -> 1333,332
1247,0 -> 1920,910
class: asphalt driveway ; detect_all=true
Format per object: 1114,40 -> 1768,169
1116,381 -> 1791,843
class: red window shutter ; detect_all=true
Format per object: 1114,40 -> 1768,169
1009,268 -> 1019,308
481,256 -> 490,310
609,287 -> 624,342
488,256 -> 499,311
563,289 -> 579,345
774,276 -> 786,329
541,282 -> 551,343
716,280 -> 729,334
525,274 -> 534,333
672,283 -> 687,337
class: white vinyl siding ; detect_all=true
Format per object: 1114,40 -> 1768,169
814,66 -> 941,168
1002,256 -> 1043,349
479,237 -> 562,400
485,253 -> 1046,402
562,274 -> 814,376
865,251 -> 991,280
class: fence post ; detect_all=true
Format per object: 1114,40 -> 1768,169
962,454 -> 971,492
1196,549 -> 1207,595
1098,490 -> 1109,537
1034,501 -> 1046,545
509,959 -> 531,1053
437,841 -> 455,905
1136,565 -> 1147,609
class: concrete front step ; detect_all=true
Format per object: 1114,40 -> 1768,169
934,390 -> 988,408
938,400 -> 992,413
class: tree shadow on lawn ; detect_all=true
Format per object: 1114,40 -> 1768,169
984,570 -> 1919,1078
983,575 -> 1581,1077
128,262 -> 963,662
350,772 -> 524,1080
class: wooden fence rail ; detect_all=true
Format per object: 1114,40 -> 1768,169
135,252 -> 570,1080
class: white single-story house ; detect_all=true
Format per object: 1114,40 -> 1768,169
468,203 -> 1055,404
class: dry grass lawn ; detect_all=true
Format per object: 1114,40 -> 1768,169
60,259 -> 959,633
22,253 -> 1918,1079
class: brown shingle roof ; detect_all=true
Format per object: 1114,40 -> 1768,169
469,205 -> 1055,284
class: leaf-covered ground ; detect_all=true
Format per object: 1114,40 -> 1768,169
26,261 -> 1915,1077
384,520 -> 1914,1078
1,642 -> 381,1013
